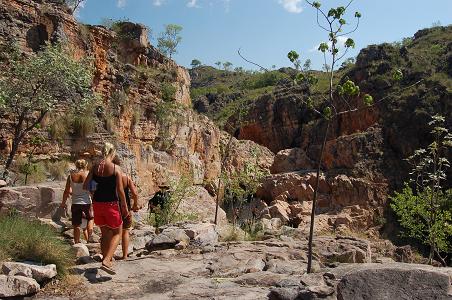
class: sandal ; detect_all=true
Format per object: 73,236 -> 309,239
100,263 -> 116,275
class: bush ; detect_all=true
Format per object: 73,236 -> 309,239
71,114 -> 95,138
47,160 -> 69,181
16,158 -> 47,185
160,82 -> 177,102
48,116 -> 70,142
246,71 -> 287,89
0,215 -> 73,276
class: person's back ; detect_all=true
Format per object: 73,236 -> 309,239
70,170 -> 91,205
92,160 -> 118,203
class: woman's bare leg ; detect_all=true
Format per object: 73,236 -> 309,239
121,229 -> 130,259
102,226 -> 122,267
74,226 -> 81,244
87,219 -> 94,241
100,226 -> 109,257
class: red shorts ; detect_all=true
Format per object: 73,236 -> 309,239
93,202 -> 123,229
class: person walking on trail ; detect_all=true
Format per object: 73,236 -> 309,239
112,155 -> 140,260
148,185 -> 170,213
83,143 -> 129,275
60,159 -> 94,244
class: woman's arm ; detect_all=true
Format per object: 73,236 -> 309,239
128,177 -> 140,211
61,175 -> 72,208
83,167 -> 93,191
115,166 -> 129,217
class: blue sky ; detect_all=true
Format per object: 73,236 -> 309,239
77,0 -> 452,70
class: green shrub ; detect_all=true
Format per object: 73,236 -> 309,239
0,215 -> 73,276
48,115 -> 70,142
71,114 -> 95,138
47,160 -> 68,181
16,158 -> 47,185
160,82 -> 177,102
147,176 -> 194,228
246,71 -> 287,89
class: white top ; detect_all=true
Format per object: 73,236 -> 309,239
70,174 -> 92,205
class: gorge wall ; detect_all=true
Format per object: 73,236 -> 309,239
0,0 -> 274,220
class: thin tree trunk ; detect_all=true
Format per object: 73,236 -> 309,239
307,121 -> 330,273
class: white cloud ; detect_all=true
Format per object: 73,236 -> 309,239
278,0 -> 302,14
309,36 -> 349,53
117,0 -> 126,8
186,0 -> 199,8
153,0 -> 166,6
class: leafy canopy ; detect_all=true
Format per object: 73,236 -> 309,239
157,24 -> 183,59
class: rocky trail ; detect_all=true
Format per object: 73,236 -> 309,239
26,218 -> 452,300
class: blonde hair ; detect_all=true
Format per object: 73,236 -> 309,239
102,142 -> 116,160
75,159 -> 87,170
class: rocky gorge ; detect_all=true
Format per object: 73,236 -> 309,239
0,0 -> 451,299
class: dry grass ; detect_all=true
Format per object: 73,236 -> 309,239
0,214 -> 74,276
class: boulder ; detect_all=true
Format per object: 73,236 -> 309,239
1,262 -> 57,283
146,228 -> 190,251
0,179 -> 7,188
268,201 -> 290,224
0,275 -> 40,297
72,243 -> 90,258
336,264 -> 452,300
270,148 -> 315,174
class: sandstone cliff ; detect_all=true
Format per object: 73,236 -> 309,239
0,0 -> 274,218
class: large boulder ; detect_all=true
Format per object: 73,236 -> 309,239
146,227 -> 190,251
336,264 -> 452,300
1,262 -> 57,283
0,275 -> 40,298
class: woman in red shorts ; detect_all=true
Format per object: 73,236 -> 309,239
84,142 -> 129,274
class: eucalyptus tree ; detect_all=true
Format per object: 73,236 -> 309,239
157,24 -> 183,59
0,43 -> 94,176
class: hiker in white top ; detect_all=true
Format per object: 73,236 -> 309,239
60,159 -> 94,244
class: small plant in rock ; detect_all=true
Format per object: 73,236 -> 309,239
391,114 -> 452,266
160,82 -> 177,102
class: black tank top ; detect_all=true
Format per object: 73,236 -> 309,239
92,163 -> 118,203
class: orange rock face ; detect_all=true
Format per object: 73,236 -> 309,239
0,0 -> 274,200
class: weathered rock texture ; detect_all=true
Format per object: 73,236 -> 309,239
0,0 -> 273,213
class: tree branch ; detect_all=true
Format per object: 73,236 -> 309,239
237,48 -> 269,72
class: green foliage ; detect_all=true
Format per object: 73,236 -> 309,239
246,71 -> 288,89
223,61 -> 233,71
0,215 -> 73,276
160,82 -> 177,102
391,115 -> 452,261
391,185 -> 452,253
16,158 -> 47,185
157,24 -> 183,58
0,43 -> 94,170
71,113 -> 95,138
147,176 -> 194,227
191,59 -> 202,68
48,115 -> 71,142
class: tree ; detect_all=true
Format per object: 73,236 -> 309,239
303,59 -> 312,71
215,61 -> 222,69
223,61 -> 233,71
64,0 -> 85,15
190,59 -> 202,68
0,43 -> 94,176
391,115 -> 452,266
286,1 -> 421,273
157,24 -> 183,59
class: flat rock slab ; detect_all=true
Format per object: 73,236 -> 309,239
1,261 -> 57,283
336,264 -> 452,300
0,275 -> 40,298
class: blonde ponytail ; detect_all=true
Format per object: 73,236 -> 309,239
102,142 -> 116,160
